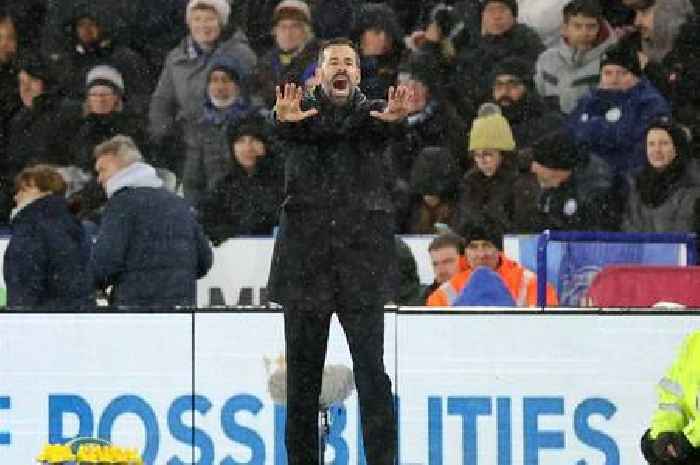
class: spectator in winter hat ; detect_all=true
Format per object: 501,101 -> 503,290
185,55 -> 261,205
198,113 -> 283,244
3,52 -> 76,223
149,0 -> 257,177
489,57 -> 565,163
352,2 -> 405,101
66,65 -> 147,224
622,119 -> 700,235
567,41 -> 671,176
44,2 -> 151,113
404,146 -> 460,234
456,103 -> 540,248
451,0 -> 545,124
387,55 -> 466,181
427,221 -> 559,307
535,0 -> 619,114
253,0 -> 320,108
526,128 -> 619,231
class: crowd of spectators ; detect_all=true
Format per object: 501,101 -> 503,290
0,0 -> 699,256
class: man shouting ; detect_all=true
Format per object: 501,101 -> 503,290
268,38 -> 410,465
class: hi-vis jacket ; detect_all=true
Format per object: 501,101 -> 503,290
426,253 -> 558,307
650,331 -> 700,445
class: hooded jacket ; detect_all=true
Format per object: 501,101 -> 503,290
641,0 -> 694,63
535,21 -> 618,113
91,162 -> 213,306
4,194 -> 94,307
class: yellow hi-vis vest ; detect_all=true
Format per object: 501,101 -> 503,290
651,331 -> 700,446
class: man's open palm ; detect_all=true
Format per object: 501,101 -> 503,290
370,85 -> 412,122
275,83 -> 319,122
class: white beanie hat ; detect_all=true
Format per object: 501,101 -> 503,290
86,65 -> 125,94
186,0 -> 231,26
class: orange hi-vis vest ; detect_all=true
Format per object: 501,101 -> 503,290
426,253 -> 559,307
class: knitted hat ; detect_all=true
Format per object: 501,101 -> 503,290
600,42 -> 642,76
186,0 -> 231,26
19,53 -> 52,85
491,57 -> 534,87
410,146 -> 460,196
645,118 -> 691,161
468,103 -> 516,152
532,130 -> 582,170
208,55 -> 245,84
273,0 -> 311,25
481,0 -> 518,18
227,114 -> 270,147
86,65 -> 125,95
463,224 -> 503,250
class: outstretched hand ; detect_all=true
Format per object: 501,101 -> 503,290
370,85 -> 412,122
275,83 -> 319,123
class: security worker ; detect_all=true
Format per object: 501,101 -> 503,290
642,331 -> 700,465
426,226 -> 558,307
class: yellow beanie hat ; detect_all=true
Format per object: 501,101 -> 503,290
468,103 -> 516,152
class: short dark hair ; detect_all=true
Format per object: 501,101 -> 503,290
428,232 -> 465,255
563,0 -> 603,22
317,37 -> 360,67
15,164 -> 66,196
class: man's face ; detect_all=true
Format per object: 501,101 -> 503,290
646,128 -> 677,170
76,17 -> 101,46
87,85 -> 120,115
563,14 -> 600,51
482,1 -> 515,36
0,20 -> 17,63
493,74 -> 525,107
599,64 -> 638,91
95,153 -> 123,188
466,240 -> 500,270
473,149 -> 503,177
274,19 -> 307,52
18,71 -> 44,108
430,246 -> 461,284
208,70 -> 239,102
530,161 -> 572,188
360,28 -> 392,56
316,44 -> 361,105
233,135 -> 266,172
188,8 -> 221,46
634,6 -> 655,40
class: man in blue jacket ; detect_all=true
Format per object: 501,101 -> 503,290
91,134 -> 212,306
567,40 -> 670,176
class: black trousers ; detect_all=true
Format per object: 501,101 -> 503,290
284,302 -> 396,465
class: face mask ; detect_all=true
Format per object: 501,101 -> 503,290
210,94 -> 238,109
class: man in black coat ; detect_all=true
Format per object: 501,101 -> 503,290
91,135 -> 212,306
268,39 -> 410,465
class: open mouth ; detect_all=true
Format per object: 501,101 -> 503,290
332,75 -> 349,92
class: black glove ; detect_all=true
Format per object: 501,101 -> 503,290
653,432 -> 694,462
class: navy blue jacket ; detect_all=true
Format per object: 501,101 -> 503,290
4,194 -> 94,308
92,186 -> 213,306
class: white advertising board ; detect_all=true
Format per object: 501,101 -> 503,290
0,312 -> 697,465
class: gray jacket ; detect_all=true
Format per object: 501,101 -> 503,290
148,30 -> 257,141
535,23 -> 617,114
622,160 -> 700,233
